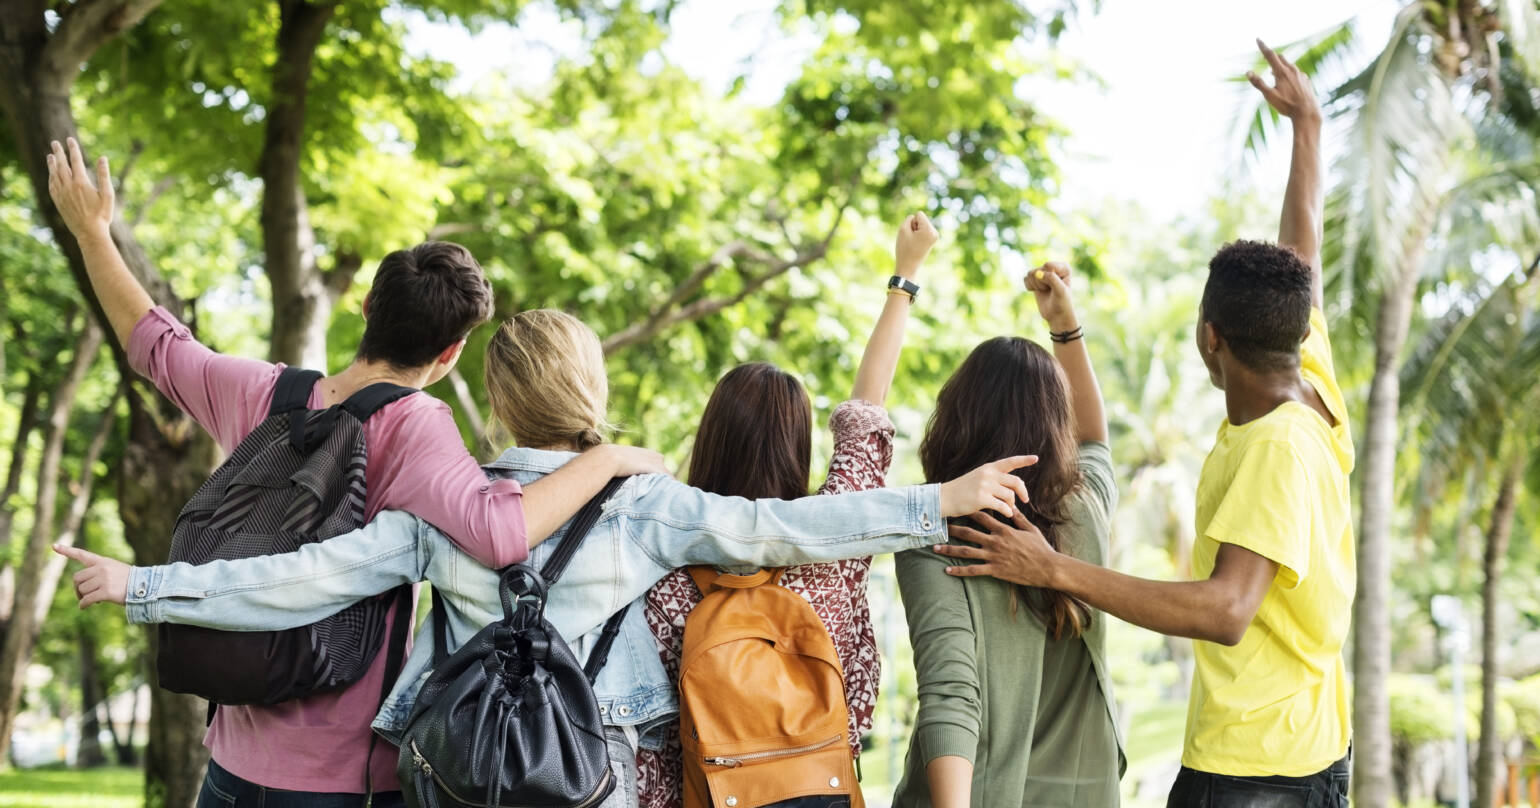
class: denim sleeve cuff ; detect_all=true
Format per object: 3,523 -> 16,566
126,306 -> 189,378
910,484 -> 945,545
123,566 -> 164,624
916,723 -> 979,765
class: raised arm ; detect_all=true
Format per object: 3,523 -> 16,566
47,138 -> 154,346
1026,262 -> 1106,443
849,212 -> 938,405
1250,40 -> 1324,307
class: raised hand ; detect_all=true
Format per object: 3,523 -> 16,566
46,138 -> 115,239
1025,261 -> 1077,332
1248,39 -> 1321,124
53,543 -> 130,608
937,455 -> 1037,519
894,212 -> 940,279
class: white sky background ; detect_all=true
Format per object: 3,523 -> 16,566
405,0 -> 1402,222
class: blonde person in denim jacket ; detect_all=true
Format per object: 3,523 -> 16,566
60,310 -> 1037,808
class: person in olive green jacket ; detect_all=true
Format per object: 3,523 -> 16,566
893,262 -> 1124,808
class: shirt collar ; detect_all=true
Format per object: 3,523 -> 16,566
483,446 -> 580,474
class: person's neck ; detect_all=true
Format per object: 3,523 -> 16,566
322,359 -> 435,405
1222,365 -> 1310,426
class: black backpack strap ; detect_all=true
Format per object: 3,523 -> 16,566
582,603 -> 630,684
341,382 -> 415,424
430,587 -> 451,668
270,367 -> 323,417
538,476 -> 626,587
363,584 -> 414,799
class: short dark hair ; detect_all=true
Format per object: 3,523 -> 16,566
356,241 -> 494,369
687,363 -> 811,502
1200,240 -> 1313,371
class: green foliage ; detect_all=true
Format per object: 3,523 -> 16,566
1390,674 -> 1454,745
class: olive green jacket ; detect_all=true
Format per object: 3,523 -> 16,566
893,441 -> 1126,808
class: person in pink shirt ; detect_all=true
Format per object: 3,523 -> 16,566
46,138 -> 665,806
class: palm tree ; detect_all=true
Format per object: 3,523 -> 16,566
1401,254 -> 1540,807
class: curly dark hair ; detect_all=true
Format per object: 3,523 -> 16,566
1199,240 -> 1313,372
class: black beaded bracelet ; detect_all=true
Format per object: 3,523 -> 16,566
1049,326 -> 1084,343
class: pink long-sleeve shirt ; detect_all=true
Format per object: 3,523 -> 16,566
129,306 -> 529,793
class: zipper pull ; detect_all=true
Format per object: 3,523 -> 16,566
412,747 -> 433,775
704,756 -> 742,769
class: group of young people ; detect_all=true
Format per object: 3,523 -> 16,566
45,39 -> 1353,808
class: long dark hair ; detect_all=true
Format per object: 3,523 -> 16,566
920,336 -> 1091,639
688,363 -> 812,500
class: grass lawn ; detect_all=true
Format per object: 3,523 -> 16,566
0,765 -> 143,808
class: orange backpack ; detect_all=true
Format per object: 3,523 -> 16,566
677,566 -> 864,808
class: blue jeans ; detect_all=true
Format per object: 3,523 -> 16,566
196,759 -> 406,808
1166,753 -> 1350,807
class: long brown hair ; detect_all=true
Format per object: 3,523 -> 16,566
920,336 -> 1091,639
688,363 -> 812,500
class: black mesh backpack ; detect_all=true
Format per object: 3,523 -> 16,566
156,367 -> 415,708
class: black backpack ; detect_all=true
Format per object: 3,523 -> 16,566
400,478 -> 629,808
157,367 -> 415,708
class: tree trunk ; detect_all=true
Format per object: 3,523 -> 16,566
0,5 -> 214,804
28,386 -> 117,635
0,318 -> 103,763
0,374 -> 43,623
77,627 -> 108,768
1351,255 -> 1423,807
121,392 -> 219,806
1475,461 -> 1521,808
261,0 -> 341,369
105,683 -> 141,766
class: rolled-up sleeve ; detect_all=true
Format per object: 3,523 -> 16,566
365,396 -> 528,568
897,548 -> 982,764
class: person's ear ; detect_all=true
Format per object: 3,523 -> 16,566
361,292 -> 372,320
437,339 -> 467,368
1300,323 -> 1312,344
1201,322 -> 1224,355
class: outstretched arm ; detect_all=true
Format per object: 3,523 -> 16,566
1250,39 -> 1324,307
935,511 -> 1277,646
850,212 -> 938,405
1026,262 -> 1106,443
47,138 -> 155,347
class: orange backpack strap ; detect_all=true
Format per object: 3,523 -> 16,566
687,566 -> 784,595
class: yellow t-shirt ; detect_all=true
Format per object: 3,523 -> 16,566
1182,307 -> 1357,776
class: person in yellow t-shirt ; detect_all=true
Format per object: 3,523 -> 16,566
934,39 -> 1354,807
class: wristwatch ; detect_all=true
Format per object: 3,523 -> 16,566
887,275 -> 920,300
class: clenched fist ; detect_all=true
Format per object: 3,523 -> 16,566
894,212 -> 940,279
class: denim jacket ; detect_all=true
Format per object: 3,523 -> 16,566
124,447 -> 945,748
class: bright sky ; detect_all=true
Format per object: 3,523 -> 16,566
405,0 -> 1401,221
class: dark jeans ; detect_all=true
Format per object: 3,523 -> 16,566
1167,753 -> 1350,808
197,759 -> 406,808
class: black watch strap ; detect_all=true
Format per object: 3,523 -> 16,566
887,275 -> 920,300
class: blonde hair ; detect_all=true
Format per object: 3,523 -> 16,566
483,309 -> 612,450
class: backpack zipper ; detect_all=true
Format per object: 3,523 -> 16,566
702,732 -> 844,769
410,740 -> 614,808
